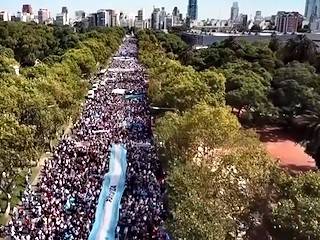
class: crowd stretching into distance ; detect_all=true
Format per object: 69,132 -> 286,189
5,37 -> 167,240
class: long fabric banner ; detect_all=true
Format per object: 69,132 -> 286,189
88,144 -> 127,240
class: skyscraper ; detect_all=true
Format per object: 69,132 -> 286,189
138,9 -> 143,21
172,7 -> 182,26
276,11 -> 303,33
240,14 -> 248,29
159,7 -> 167,30
187,0 -> 198,21
151,7 -> 160,30
75,10 -> 86,20
305,0 -> 320,20
22,4 -> 32,14
173,7 -> 179,17
230,2 -> 239,21
254,11 -> 263,23
0,11 -> 11,21
61,6 -> 69,25
62,7 -> 68,15
38,9 -> 49,24
97,9 -> 110,27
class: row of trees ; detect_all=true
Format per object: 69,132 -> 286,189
155,32 -> 320,168
0,22 -> 125,213
138,30 -> 320,239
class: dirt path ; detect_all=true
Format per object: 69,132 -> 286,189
257,127 -> 316,172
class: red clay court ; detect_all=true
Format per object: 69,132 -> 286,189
256,127 -> 317,172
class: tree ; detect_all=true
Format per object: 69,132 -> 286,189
219,61 -> 272,118
62,47 -> 97,76
281,35 -> 317,64
156,104 -> 241,161
157,105 -> 277,240
0,24 -> 125,213
138,31 -> 225,111
155,32 -> 188,56
270,173 -> 320,239
293,111 -> 320,167
269,33 -> 281,52
0,114 -> 37,211
271,62 -> 320,118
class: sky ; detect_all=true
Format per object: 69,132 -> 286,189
0,0 -> 305,19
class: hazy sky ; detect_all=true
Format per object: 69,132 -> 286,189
0,0 -> 305,19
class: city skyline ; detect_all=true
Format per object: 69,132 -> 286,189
0,0 -> 305,20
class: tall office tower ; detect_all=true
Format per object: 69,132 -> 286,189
97,9 -> 111,27
254,10 -> 263,23
22,4 -> 32,14
38,9 -> 49,24
173,7 -> 179,17
56,13 -> 67,25
179,13 -> 183,21
88,13 -> 98,27
240,14 -> 248,28
305,0 -> 320,20
166,15 -> 173,29
75,10 -> 86,19
276,11 -> 303,33
0,11 -> 10,21
138,9 -> 143,21
62,7 -> 68,15
159,7 -> 167,29
105,9 -> 117,26
172,7 -> 181,26
151,7 -> 160,30
230,2 -> 239,21
187,0 -> 198,20
61,6 -> 69,24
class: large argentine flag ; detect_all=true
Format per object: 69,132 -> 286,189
89,144 -> 127,240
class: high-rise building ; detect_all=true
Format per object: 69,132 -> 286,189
254,11 -> 263,23
230,2 -> 239,21
172,7 -> 183,26
159,7 -> 167,30
166,15 -> 173,29
120,12 -> 129,27
88,13 -> 98,27
135,9 -> 145,29
255,11 -> 262,20
138,9 -> 143,21
22,4 -> 32,14
97,9 -> 111,27
187,0 -> 198,20
179,13 -> 183,21
305,0 -> 320,20
75,10 -> 86,20
56,13 -> 67,25
276,11 -> 303,33
62,7 -> 68,15
173,7 -> 179,17
105,9 -> 118,27
38,9 -> 49,24
151,7 -> 160,30
172,7 -> 181,26
61,6 -> 69,25
241,14 -> 248,29
0,11 -> 11,21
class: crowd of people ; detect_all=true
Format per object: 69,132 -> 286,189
5,37 -> 167,240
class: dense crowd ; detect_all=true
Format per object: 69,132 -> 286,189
5,37 -> 167,240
